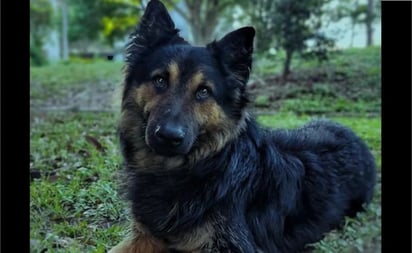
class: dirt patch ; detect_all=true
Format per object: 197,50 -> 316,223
30,69 -> 380,115
30,80 -> 121,112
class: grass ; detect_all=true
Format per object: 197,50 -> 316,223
30,46 -> 381,252
280,95 -> 380,115
250,46 -> 381,116
253,46 -> 380,78
30,112 -> 127,252
30,60 -> 123,102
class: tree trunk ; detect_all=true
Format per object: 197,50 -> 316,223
190,20 -> 217,45
283,50 -> 293,80
366,0 -> 374,46
61,0 -> 69,61
170,0 -> 220,45
350,22 -> 355,47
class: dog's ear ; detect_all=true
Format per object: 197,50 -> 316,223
207,27 -> 255,85
126,0 -> 186,64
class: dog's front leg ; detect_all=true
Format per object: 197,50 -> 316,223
108,233 -> 168,253
212,217 -> 258,253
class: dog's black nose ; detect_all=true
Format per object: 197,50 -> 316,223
154,124 -> 185,146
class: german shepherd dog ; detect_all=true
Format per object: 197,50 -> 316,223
110,0 -> 376,252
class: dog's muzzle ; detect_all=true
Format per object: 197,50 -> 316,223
146,122 -> 193,156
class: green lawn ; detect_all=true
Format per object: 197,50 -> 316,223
30,60 -> 123,101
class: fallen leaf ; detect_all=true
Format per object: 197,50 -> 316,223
85,135 -> 106,153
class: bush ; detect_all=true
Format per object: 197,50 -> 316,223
30,45 -> 48,66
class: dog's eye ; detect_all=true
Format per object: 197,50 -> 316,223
152,76 -> 167,90
196,87 -> 210,100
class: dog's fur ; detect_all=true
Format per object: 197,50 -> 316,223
110,1 -> 376,252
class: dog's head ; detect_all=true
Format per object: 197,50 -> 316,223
120,0 -> 255,163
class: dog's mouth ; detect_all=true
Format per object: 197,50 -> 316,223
148,144 -> 188,157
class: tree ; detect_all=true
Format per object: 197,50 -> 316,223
366,0 -> 376,46
100,0 -> 146,46
65,0 -> 144,50
272,0 -> 332,79
164,0 -> 238,45
30,0 -> 53,65
238,0 -> 334,79
61,0 -> 69,60
238,0 -> 277,53
30,0 -> 53,44
330,0 -> 380,47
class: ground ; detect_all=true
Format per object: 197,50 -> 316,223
30,47 -> 381,253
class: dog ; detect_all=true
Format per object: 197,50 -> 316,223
109,1 -> 376,252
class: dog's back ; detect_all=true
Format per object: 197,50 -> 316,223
249,119 -> 376,252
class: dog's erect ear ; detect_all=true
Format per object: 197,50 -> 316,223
207,27 -> 255,85
126,0 -> 186,64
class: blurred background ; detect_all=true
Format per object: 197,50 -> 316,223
30,0 -> 381,252
32,0 -> 381,62
30,0 -> 381,114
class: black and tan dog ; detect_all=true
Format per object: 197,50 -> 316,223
109,1 -> 376,252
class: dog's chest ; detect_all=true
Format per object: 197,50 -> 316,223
134,200 -> 215,251
166,222 -> 215,252
131,171 -> 212,233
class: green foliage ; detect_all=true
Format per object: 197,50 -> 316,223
236,0 -> 278,52
255,95 -> 271,108
240,0 -> 335,78
327,0 -> 380,47
68,1 -> 102,43
272,0 -> 334,77
30,0 -> 53,64
67,0 -> 143,47
30,44 -> 49,66
301,34 -> 335,63
99,0 -> 144,46
331,0 -> 380,24
30,0 -> 53,41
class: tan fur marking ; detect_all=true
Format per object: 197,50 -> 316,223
168,61 -> 180,87
189,108 -> 249,163
134,84 -> 157,108
187,71 -> 206,94
169,222 -> 214,251
109,222 -> 168,253
132,84 -> 163,116
195,100 -> 227,127
108,235 -> 168,253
